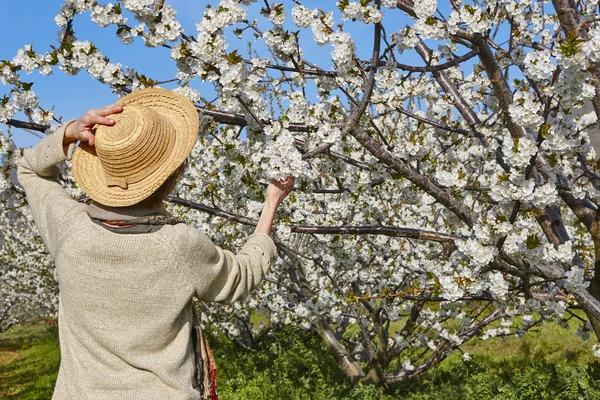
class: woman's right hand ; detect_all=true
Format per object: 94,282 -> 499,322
63,103 -> 124,146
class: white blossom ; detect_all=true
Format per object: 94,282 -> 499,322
173,86 -> 201,103
91,4 -> 127,27
414,0 -> 437,19
392,26 -> 418,51
508,92 -> 544,130
564,266 -> 589,292
330,32 -> 356,74
310,11 -> 334,46
523,49 -> 556,80
291,5 -> 315,28
339,2 -> 383,24
487,272 -> 509,300
593,344 -> 600,358
402,359 -> 416,371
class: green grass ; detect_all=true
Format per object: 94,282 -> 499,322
210,321 -> 600,400
1,318 -> 600,399
0,320 -> 60,399
460,313 -> 599,365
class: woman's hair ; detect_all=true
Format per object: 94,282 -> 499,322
139,161 -> 187,207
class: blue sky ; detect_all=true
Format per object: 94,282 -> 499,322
1,1 -> 195,147
0,1 -> 429,148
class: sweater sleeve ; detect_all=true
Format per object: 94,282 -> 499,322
182,229 -> 277,304
16,120 -> 86,258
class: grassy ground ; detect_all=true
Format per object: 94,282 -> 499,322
0,321 -> 59,399
211,318 -> 600,400
1,318 -> 599,399
461,315 -> 598,365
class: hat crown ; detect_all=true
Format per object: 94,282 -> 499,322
71,87 -> 200,207
95,106 -> 175,189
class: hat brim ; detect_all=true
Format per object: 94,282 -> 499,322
72,88 -> 199,207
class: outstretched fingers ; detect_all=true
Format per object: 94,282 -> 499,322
82,112 -> 116,127
97,102 -> 124,117
272,176 -> 295,192
82,103 -> 124,126
74,103 -> 125,146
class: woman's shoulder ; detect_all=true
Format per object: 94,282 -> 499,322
151,223 -> 226,273
158,222 -> 216,252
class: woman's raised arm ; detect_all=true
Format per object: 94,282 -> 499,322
253,177 -> 295,236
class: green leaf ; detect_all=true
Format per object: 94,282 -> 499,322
539,123 -> 550,139
525,234 -> 542,249
464,4 -> 477,15
425,16 -> 437,26
558,31 -> 585,57
497,173 -> 509,183
337,0 -> 349,11
21,82 -> 34,91
224,49 -> 243,65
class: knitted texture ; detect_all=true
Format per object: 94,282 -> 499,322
17,123 -> 276,400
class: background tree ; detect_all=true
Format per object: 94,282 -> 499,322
2,0 -> 600,386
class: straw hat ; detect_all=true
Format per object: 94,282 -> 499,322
72,88 -> 199,207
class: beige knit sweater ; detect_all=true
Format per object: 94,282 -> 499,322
17,122 -> 276,399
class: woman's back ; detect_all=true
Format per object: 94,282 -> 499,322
44,208 -> 275,399
53,215 -> 198,399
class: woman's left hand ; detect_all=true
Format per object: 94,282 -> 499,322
63,103 -> 124,146
266,176 -> 295,206
253,176 -> 295,236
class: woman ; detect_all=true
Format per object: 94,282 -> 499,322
17,88 -> 294,399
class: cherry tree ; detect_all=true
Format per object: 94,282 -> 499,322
2,0 -> 600,386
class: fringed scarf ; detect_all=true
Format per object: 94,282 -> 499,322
192,308 -> 218,399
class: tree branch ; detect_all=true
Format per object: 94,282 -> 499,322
383,308 -> 503,385
383,49 -> 478,73
347,128 -> 475,226
167,196 -> 461,242
5,119 -> 50,132
468,34 -> 525,139
395,104 -> 471,136
414,41 -> 483,133
291,225 -> 461,242
316,317 -> 365,384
